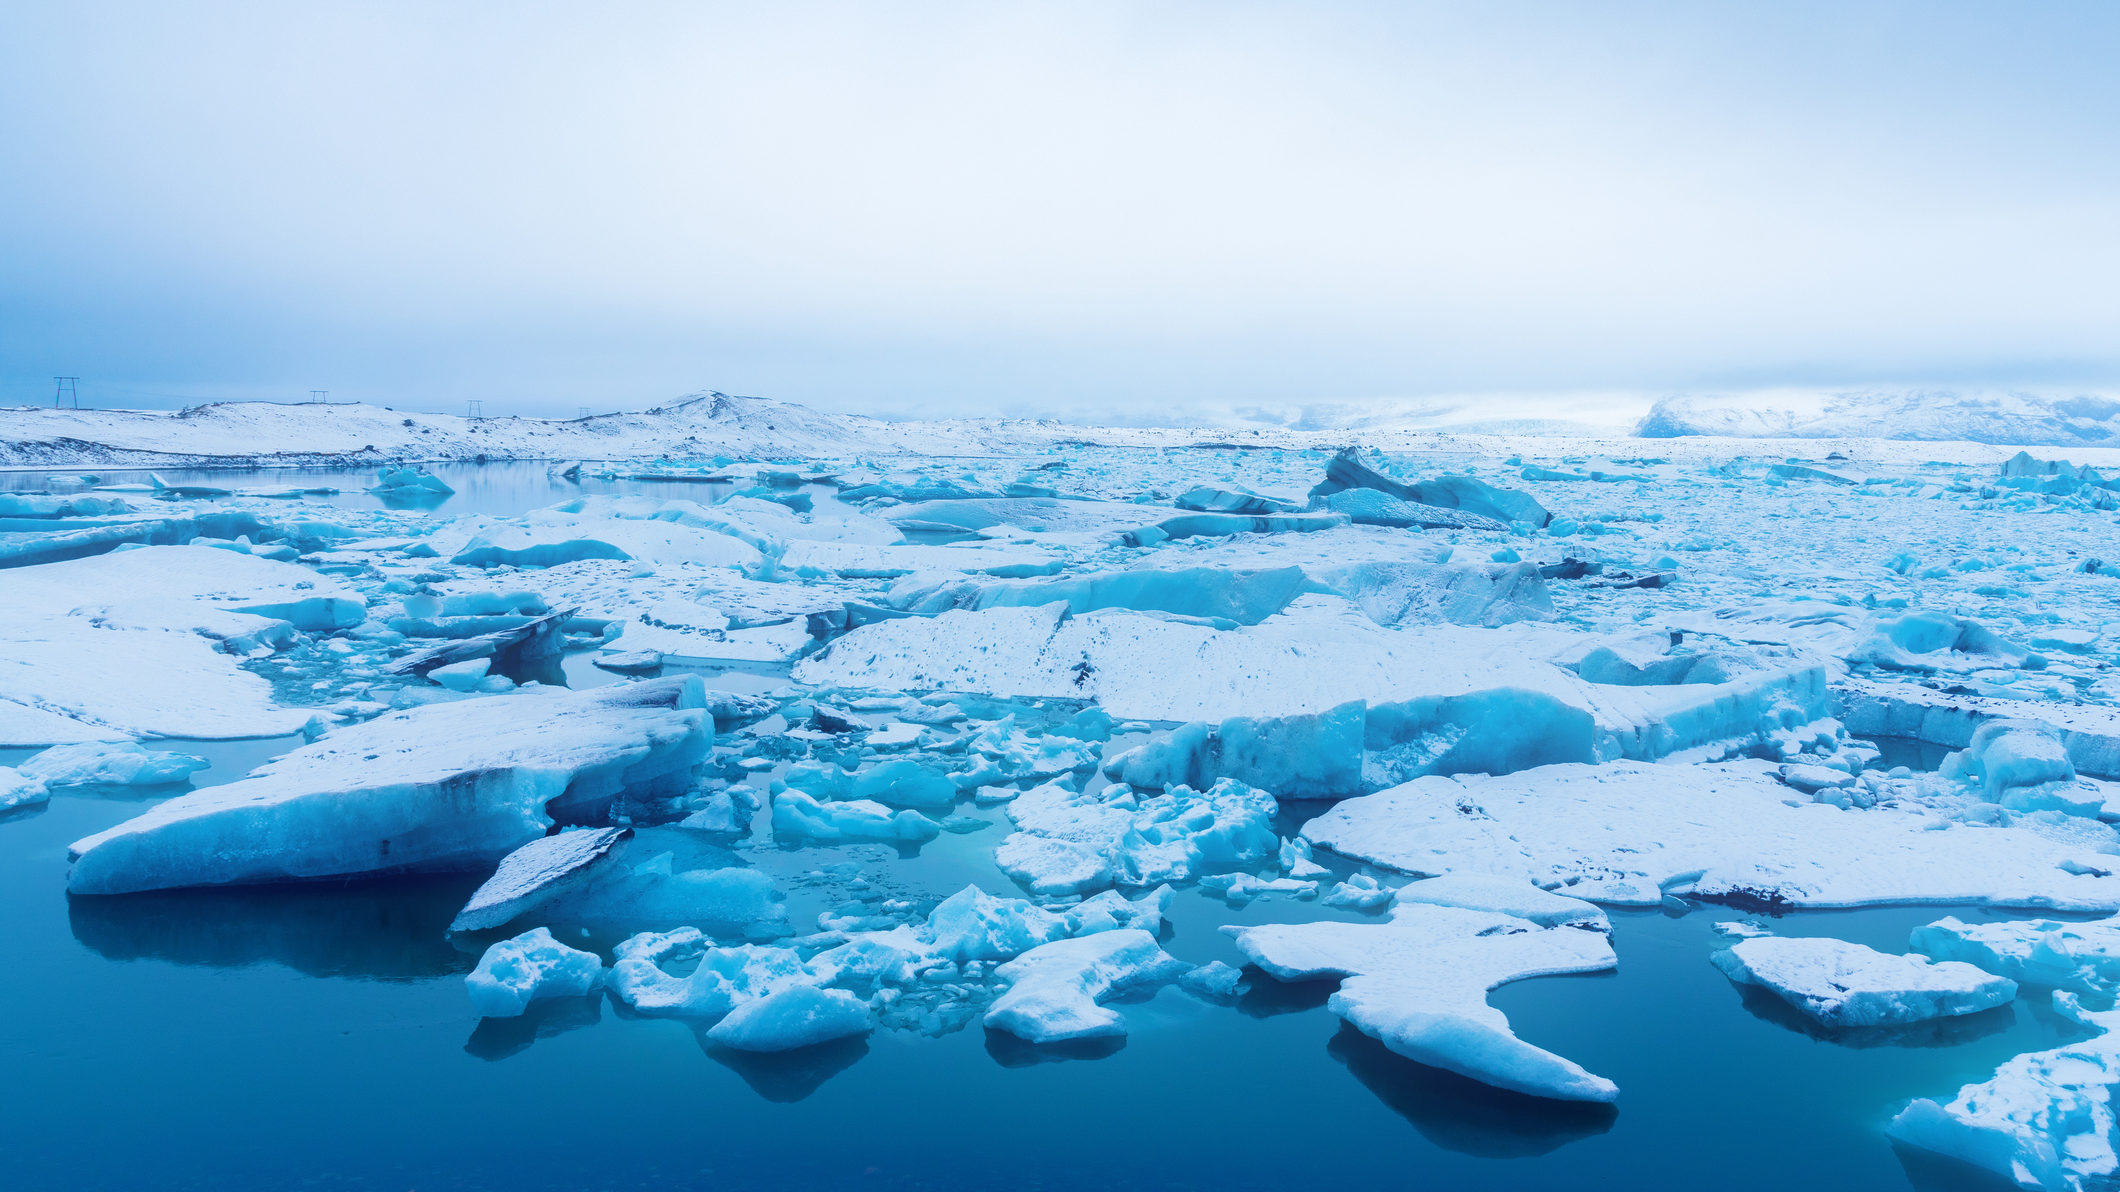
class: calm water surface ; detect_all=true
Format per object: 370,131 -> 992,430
0,735 -> 2053,1192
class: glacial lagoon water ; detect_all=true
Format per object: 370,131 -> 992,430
0,733 -> 2066,1192
0,456 -> 2102,1190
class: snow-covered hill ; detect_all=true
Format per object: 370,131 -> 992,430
0,392 -> 950,468
1638,388 -> 2120,447
8,386 -> 2120,470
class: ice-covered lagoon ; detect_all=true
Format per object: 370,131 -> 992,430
5,440 -> 2120,1191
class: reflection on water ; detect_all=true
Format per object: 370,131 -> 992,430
1328,1026 -> 1618,1158
466,995 -> 604,1062
703,1032 -> 872,1102
1728,981 -> 2023,1050
68,873 -> 480,980
983,1029 -> 1127,1069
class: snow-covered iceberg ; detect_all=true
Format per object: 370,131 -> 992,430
68,678 -> 712,894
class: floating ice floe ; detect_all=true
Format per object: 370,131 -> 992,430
1227,902 -> 1618,1101
1709,936 -> 2016,1026
0,545 -> 367,743
1890,994 -> 2120,1192
1911,914 -> 2120,995
67,678 -> 712,893
1836,677 -> 2120,781
1303,760 -> 2120,910
450,827 -> 635,933
888,565 -> 1308,626
0,767 -> 49,812
1309,560 -> 1555,628
15,741 -> 209,788
466,927 -> 606,1018
996,778 -> 1278,895
983,929 -> 1189,1043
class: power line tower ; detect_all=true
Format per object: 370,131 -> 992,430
577,406 -> 592,419
466,399 -> 484,419
309,390 -> 328,405
54,377 -> 79,409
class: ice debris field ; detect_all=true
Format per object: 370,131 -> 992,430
7,401 -> 2120,1191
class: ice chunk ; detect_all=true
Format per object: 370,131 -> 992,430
609,933 -> 816,1017
919,884 -> 1070,962
1174,486 -> 1299,514
1848,610 -> 2044,673
1835,678 -> 2120,782
369,466 -> 455,498
1317,486 -> 1504,531
1322,873 -> 1395,910
770,789 -> 941,845
1227,902 -> 1617,1101
1304,760 -> 2120,911
998,778 -> 1278,894
1310,448 -> 1549,527
983,929 -> 1188,1043
1311,561 -> 1554,628
1942,720 -> 2085,812
0,546 -> 365,741
1889,994 -> 2120,1192
1710,936 -> 2015,1026
1911,914 -> 2120,995
850,758 -> 957,808
775,540 -> 1061,579
1105,702 -> 1364,800
706,986 -> 873,1052
68,678 -> 711,894
453,512 -> 762,570
465,927 -> 605,1018
890,565 -> 1307,627
0,767 -> 49,812
450,827 -> 634,933
16,741 -> 208,788
1065,885 -> 1174,936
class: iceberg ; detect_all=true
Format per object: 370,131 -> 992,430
706,986 -> 873,1052
1910,914 -> 2120,995
68,678 -> 712,894
770,789 -> 941,845
997,778 -> 1278,895
15,741 -> 209,788
466,927 -> 605,1018
450,827 -> 635,933
1303,760 -> 2120,910
1104,701 -> 1366,799
1710,936 -> 2016,1026
1889,994 -> 2120,1192
1311,560 -> 1555,628
0,767 -> 48,812
982,929 -> 1188,1043
1227,902 -> 1618,1101
889,565 -> 1307,626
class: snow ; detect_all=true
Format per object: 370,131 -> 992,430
465,927 -> 605,1018
1303,760 -> 2120,910
706,986 -> 874,1052
1709,936 -> 2016,1026
983,929 -> 1189,1043
1911,914 -> 2120,995
0,545 -> 362,742
998,778 -> 1279,895
15,741 -> 208,787
67,678 -> 711,893
1889,994 -> 2120,1192
1227,902 -> 1619,1101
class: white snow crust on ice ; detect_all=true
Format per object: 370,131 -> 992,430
1226,901 -> 1620,1101
982,929 -> 1190,1042
1709,935 -> 2017,1026
67,678 -> 711,893
1302,760 -> 2120,910
466,927 -> 606,1018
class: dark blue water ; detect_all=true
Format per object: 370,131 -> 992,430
0,734 -> 2057,1192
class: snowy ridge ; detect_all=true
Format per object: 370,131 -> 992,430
11,388 -> 2120,469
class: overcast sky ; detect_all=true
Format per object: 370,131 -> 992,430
2,1 -> 2116,421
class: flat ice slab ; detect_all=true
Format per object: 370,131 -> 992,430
1303,760 -> 2120,910
67,679 -> 711,894
1711,935 -> 2016,1026
1227,902 -> 1619,1102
